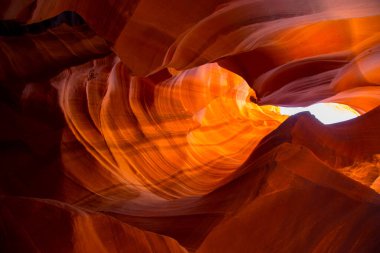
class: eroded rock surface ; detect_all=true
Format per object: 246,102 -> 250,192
1,1 -> 380,252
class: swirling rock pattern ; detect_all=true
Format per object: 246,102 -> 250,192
1,1 -> 380,253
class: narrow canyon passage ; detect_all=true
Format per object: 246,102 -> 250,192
1,1 -> 380,253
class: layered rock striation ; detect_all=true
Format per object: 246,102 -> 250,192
1,1 -> 380,252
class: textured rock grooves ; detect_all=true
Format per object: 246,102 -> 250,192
1,1 -> 380,253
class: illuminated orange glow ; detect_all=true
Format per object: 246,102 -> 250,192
338,154 -> 380,193
60,61 -> 288,198
2,1 -> 380,252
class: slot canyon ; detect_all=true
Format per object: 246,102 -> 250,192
1,0 -> 380,252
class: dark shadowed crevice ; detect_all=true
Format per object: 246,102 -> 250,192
0,11 -> 85,36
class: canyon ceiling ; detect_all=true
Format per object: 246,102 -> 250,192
1,0 -> 380,252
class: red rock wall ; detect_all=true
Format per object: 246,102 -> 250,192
1,1 -> 380,252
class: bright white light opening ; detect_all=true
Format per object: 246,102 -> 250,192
279,103 -> 360,124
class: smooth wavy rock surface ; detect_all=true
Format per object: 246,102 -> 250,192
0,196 -> 187,253
1,0 -> 380,253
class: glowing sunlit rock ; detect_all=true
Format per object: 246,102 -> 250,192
57,60 -> 287,199
1,1 -> 380,253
